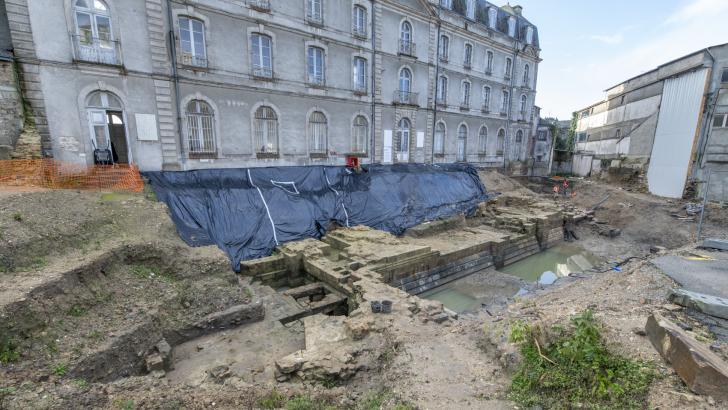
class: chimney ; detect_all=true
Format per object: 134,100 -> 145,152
513,5 -> 523,15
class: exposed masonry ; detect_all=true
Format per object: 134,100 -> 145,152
4,0 -> 50,156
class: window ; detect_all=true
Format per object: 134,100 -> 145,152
307,46 -> 325,85
457,124 -> 467,162
486,51 -> 493,73
482,86 -> 491,112
306,0 -> 323,25
396,118 -> 411,153
399,21 -> 414,55
537,130 -> 547,141
352,115 -> 368,153
73,0 -> 118,65
437,75 -> 448,105
488,7 -> 497,29
501,90 -> 509,113
464,43 -> 472,68
478,126 -> 487,154
523,64 -> 529,86
440,0 -> 452,9
497,129 -> 505,154
179,17 -> 206,67
254,106 -> 278,154
353,57 -> 367,92
352,5 -> 367,38
577,132 -> 587,142
461,81 -> 471,108
713,113 -> 728,128
616,129 -> 621,139
514,130 -> 523,159
250,33 -> 272,78
722,68 -> 728,83
439,35 -> 449,62
434,122 -> 445,155
309,111 -> 327,154
526,26 -> 534,44
505,57 -> 512,78
186,100 -> 215,154
399,67 -> 411,93
519,94 -> 527,114
507,16 -> 516,37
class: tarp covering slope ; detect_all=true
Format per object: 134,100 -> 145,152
145,164 -> 489,271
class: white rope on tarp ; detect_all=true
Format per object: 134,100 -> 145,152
248,169 -> 279,245
325,172 -> 349,227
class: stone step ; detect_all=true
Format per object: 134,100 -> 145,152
394,250 -> 493,287
407,259 -> 495,295
399,256 -> 494,294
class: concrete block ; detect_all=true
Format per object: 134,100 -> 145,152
645,313 -> 728,401
702,238 -> 728,251
669,289 -> 728,320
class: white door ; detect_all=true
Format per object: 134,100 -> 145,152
88,109 -> 110,150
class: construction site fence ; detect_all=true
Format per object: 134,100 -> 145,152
0,159 -> 144,192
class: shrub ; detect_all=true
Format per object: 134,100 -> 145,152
508,309 -> 655,409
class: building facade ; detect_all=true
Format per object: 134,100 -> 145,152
573,44 -> 728,200
2,0 -> 540,171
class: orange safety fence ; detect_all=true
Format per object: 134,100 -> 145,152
0,159 -> 144,192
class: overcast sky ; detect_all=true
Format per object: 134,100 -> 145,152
515,0 -> 728,120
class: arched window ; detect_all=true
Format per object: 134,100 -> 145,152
398,67 -> 412,103
308,111 -> 328,154
482,86 -> 491,112
497,128 -> 505,155
437,75 -> 448,104
352,115 -> 368,153
178,16 -> 207,67
250,33 -> 272,78
457,124 -> 467,162
73,0 -> 117,64
353,57 -> 367,92
520,94 -> 527,113
186,100 -> 215,154
464,43 -> 472,68
353,5 -> 367,37
399,21 -> 413,55
486,50 -> 494,73
478,126 -> 487,154
523,64 -> 530,86
254,105 -> 278,154
505,57 -> 512,78
396,118 -> 410,153
514,130 -> 523,160
434,122 -> 445,155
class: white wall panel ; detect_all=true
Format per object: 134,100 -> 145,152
647,68 -> 708,198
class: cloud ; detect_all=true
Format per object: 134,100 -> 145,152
664,0 -> 728,24
590,34 -> 624,45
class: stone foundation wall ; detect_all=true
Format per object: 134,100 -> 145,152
0,60 -> 23,159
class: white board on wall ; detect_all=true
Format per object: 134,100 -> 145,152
383,130 -> 393,164
135,114 -> 159,141
647,69 -> 708,198
416,131 -> 424,148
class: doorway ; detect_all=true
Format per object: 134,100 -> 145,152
86,91 -> 130,165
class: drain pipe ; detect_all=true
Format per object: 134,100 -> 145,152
431,8 -> 442,164
369,0 -> 376,164
503,43 -> 518,171
167,0 -> 184,165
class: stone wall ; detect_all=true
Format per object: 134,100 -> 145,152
0,59 -> 22,159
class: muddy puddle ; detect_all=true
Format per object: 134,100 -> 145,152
423,244 -> 601,313
500,243 -> 602,284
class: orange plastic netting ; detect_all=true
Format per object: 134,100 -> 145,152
0,159 -> 144,192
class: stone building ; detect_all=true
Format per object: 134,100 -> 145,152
573,43 -> 728,199
1,0 -> 540,171
0,0 -> 24,160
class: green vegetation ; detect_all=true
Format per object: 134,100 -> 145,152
67,305 -> 87,317
285,395 -> 336,410
258,389 -> 286,409
130,264 -> 176,282
113,398 -> 135,410
12,213 -> 23,222
508,309 -> 655,409
258,388 -> 412,410
52,362 -> 68,377
0,336 -> 20,363
72,378 -> 89,389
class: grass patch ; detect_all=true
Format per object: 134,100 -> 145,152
0,336 -> 20,363
67,305 -> 87,317
258,389 -> 286,409
52,362 -> 68,377
130,264 -> 176,282
507,309 -> 655,409
12,213 -> 22,222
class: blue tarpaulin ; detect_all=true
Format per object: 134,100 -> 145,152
145,164 -> 489,271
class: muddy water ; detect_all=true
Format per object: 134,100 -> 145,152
500,243 -> 601,283
422,244 -> 601,313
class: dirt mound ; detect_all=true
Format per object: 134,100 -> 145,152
478,170 -> 535,197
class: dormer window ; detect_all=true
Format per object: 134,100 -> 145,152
722,68 -> 728,83
439,0 -> 452,9
508,16 -> 516,37
526,26 -> 534,44
488,7 -> 497,29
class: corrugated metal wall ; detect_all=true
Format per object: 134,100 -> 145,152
647,68 -> 708,198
